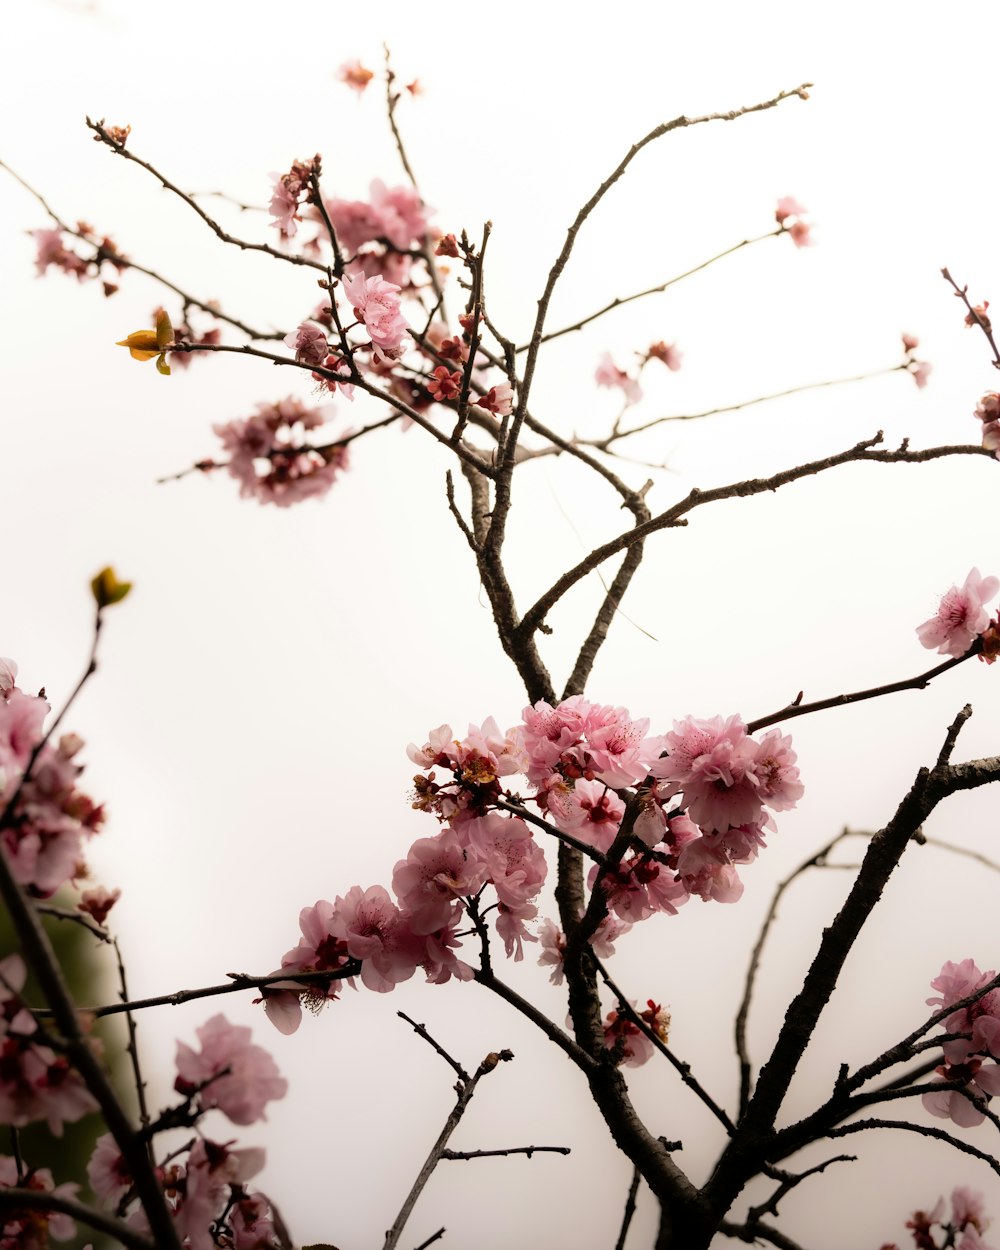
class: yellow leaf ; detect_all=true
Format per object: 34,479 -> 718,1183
90,567 -> 132,609
155,308 -> 174,351
155,353 -> 171,376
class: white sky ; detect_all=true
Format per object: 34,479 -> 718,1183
4,1 -> 1000,1246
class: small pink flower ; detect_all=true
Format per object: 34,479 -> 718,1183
775,196 -> 807,224
427,366 -> 463,402
33,229 -> 89,280
901,332 -> 920,353
87,1133 -> 131,1207
341,269 -> 410,362
908,359 -> 932,389
475,382 -> 514,415
78,885 -> 120,926
337,60 -> 375,93
174,1014 -> 287,1125
647,341 -> 683,371
916,568 -> 1000,657
284,321 -> 328,366
595,352 -> 642,406
268,159 -> 315,239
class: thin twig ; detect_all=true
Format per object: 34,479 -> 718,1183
114,937 -> 153,1149
87,119 -> 329,275
592,955 -> 735,1133
439,1145 -> 570,1160
519,434 -> 995,638
521,228 -> 782,351
0,158 -> 283,342
397,1011 -> 467,1080
735,829 -> 862,1116
382,1049 -> 514,1250
614,1166 -> 641,1250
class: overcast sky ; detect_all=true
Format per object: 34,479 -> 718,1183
5,2 -> 1000,1246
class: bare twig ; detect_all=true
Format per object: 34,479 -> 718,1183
397,1012 -> 467,1080
439,1145 -> 570,1160
521,229 -> 783,351
614,1166 -> 641,1250
519,434 -> 995,639
382,1048 -> 514,1250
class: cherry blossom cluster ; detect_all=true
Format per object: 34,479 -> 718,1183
901,332 -> 933,390
880,1186 -> 995,1250
0,1155 -> 78,1248
0,954 -> 96,1136
915,568 -> 1000,660
0,658 -> 104,899
32,223 -> 128,297
974,391 -> 1000,459
211,396 -> 349,507
921,959 -> 1000,1128
265,700 -> 802,1067
774,195 -> 813,248
85,1014 -> 286,1250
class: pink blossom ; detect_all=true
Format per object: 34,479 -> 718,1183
464,813 -> 547,912
268,159 -> 315,239
652,715 -> 762,834
775,196 -> 807,224
0,659 -> 18,694
675,838 -> 744,903
262,900 -> 354,1034
647,341 -> 683,371
602,1000 -> 669,1068
750,729 -> 804,812
370,180 -> 430,250
284,321 -> 328,366
33,228 -> 89,280
391,829 -> 484,934
475,382 -> 514,416
951,1187 -> 988,1234
926,958 -> 1000,1063
337,59 -> 374,93
0,1157 -> 79,1243
214,396 -> 348,508
341,269 -> 410,363
174,1014 -> 287,1125
537,919 -> 566,985
901,332 -> 920,353
916,568 -> 1000,657
313,353 -> 356,401
230,1192 -> 278,1250
427,366 -> 463,401
595,352 -> 642,406
546,777 -> 625,853
330,885 -> 422,992
174,1139 -> 265,1250
87,1133 -> 131,1206
78,885 -> 120,926
326,198 -> 388,253
775,197 -> 813,247
922,1057 -> 1000,1127
909,359 -> 932,389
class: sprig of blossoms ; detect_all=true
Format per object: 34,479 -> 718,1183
0,659 -> 105,898
921,958 -> 1000,1128
213,397 -> 349,507
916,568 -> 1000,658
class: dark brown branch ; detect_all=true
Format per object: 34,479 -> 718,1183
519,434 -> 995,639
747,647 -> 979,734
439,1144 -> 570,1160
735,829 -> 861,1116
706,710 -> 1000,1214
87,118 -> 329,274
2,158 -> 284,342
382,1049 -> 514,1250
942,267 -> 1000,370
521,229 -> 782,351
719,1217 -> 811,1250
67,965 -> 360,1018
397,1011 -> 468,1081
614,1166 -> 641,1250
592,955 -> 735,1134
511,83 -> 810,460
584,365 -> 909,447
822,1117 -> 1000,1177
114,937 -> 153,1149
0,1188 -> 154,1250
